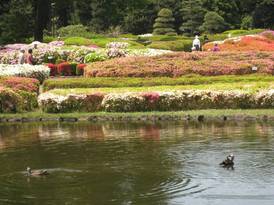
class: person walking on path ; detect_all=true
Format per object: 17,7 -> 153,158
192,35 -> 201,51
18,49 -> 25,64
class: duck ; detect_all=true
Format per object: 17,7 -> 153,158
26,167 -> 49,176
220,154 -> 234,168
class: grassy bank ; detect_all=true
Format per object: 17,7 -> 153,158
1,109 -> 274,119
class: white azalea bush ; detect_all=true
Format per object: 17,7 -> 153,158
255,90 -> 274,108
38,90 -> 274,113
0,64 -> 50,83
106,42 -> 129,49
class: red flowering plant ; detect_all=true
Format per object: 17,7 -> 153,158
47,63 -> 58,76
140,92 -> 160,110
57,62 -> 74,76
76,64 -> 87,76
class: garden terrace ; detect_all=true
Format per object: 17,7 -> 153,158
85,51 -> 274,77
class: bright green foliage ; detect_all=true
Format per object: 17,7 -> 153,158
241,15 -> 253,30
64,37 -> 92,46
153,8 -> 177,35
200,11 -> 227,33
180,0 -> 205,35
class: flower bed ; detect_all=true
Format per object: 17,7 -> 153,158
85,51 -> 274,77
0,64 -> 50,83
38,90 -> 274,113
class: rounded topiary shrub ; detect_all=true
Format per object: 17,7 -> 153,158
153,8 -> 177,35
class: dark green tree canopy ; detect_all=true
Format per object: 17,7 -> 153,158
0,0 -> 273,44
153,8 -> 177,35
200,11 -> 227,33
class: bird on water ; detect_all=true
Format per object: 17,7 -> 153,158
220,154 -> 234,169
26,167 -> 49,176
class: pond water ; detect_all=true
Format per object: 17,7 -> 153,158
0,121 -> 273,205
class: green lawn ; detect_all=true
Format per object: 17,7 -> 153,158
48,81 -> 273,96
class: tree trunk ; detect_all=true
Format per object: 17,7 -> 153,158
34,0 -> 50,42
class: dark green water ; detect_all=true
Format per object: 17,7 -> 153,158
0,121 -> 273,205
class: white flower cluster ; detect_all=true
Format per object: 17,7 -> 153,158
127,49 -> 172,57
0,64 -> 50,83
138,34 -> 153,38
106,42 -> 130,49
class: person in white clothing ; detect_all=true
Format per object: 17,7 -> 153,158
192,35 -> 201,51
18,49 -> 25,64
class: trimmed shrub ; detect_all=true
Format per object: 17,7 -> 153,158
84,52 -> 107,63
47,63 -> 58,76
57,62 -> 74,76
148,40 -> 192,51
76,64 -> 87,76
18,90 -> 38,111
153,8 -> 176,35
38,90 -> 274,113
83,93 -> 104,112
0,87 -> 23,113
0,77 -> 39,93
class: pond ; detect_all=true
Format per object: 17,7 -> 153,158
0,121 -> 273,205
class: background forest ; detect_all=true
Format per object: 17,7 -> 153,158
0,0 -> 273,44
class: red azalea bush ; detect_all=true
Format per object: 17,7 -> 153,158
47,63 -> 58,76
85,51 -> 274,77
0,77 -> 40,93
47,62 -> 85,76
141,92 -> 160,110
57,62 -> 74,76
76,64 -> 87,76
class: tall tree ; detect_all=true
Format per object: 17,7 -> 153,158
0,0 -> 33,44
180,0 -> 205,35
253,0 -> 274,29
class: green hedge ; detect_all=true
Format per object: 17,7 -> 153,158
43,75 -> 274,91
148,40 -> 192,51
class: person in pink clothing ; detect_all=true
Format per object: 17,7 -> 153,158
27,49 -> 36,65
213,43 -> 220,52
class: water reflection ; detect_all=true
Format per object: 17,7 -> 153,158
0,121 -> 273,204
